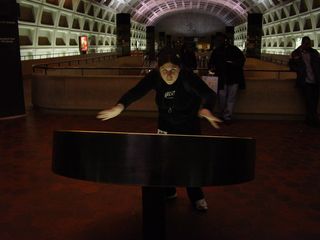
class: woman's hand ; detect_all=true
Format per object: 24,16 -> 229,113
96,104 -> 124,121
198,108 -> 222,129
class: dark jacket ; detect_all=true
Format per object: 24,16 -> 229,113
118,69 -> 216,134
208,44 -> 246,90
289,47 -> 320,87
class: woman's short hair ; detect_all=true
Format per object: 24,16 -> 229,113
157,47 -> 181,67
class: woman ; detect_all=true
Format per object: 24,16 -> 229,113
97,47 -> 221,211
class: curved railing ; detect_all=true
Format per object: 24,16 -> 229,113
31,52 -> 118,71
30,62 -> 303,117
32,66 -> 153,76
32,64 -> 295,81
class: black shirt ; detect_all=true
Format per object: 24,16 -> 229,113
118,69 -> 216,134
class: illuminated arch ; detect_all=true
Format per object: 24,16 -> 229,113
95,0 -> 288,25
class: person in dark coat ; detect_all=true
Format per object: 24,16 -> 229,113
97,47 -> 221,211
289,36 -> 320,127
208,33 -> 246,123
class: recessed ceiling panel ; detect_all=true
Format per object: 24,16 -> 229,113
155,11 -> 226,36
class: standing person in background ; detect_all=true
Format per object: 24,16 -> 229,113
97,47 -> 221,211
208,33 -> 246,124
289,36 -> 320,127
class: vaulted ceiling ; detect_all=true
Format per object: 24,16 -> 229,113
93,0 -> 288,25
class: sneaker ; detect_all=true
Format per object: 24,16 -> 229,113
223,118 -> 233,125
194,198 -> 208,211
166,192 -> 177,200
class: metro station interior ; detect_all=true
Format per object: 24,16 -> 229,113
1,0 -> 320,239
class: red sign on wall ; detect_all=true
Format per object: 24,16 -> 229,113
79,36 -> 88,53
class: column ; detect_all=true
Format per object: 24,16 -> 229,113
183,36 -> 194,48
0,0 -> 25,119
246,13 -> 263,58
225,26 -> 235,45
146,26 -> 155,61
116,13 -> 131,56
142,187 -> 166,240
210,35 -> 215,49
158,32 -> 165,51
166,35 -> 172,47
211,32 -> 222,49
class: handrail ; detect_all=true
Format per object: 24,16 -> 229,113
31,52 -> 118,71
33,66 -> 152,70
32,66 -> 154,76
32,64 -> 293,72
32,65 -> 295,80
32,65 -> 293,72
21,52 -> 80,61
33,67 -> 294,73
260,53 -> 291,66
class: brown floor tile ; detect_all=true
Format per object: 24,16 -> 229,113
0,110 -> 320,240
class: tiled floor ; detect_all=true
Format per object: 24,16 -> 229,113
1,109 -> 320,240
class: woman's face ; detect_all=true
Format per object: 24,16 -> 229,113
159,62 -> 180,85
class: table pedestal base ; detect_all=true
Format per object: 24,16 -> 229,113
142,186 -> 167,240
